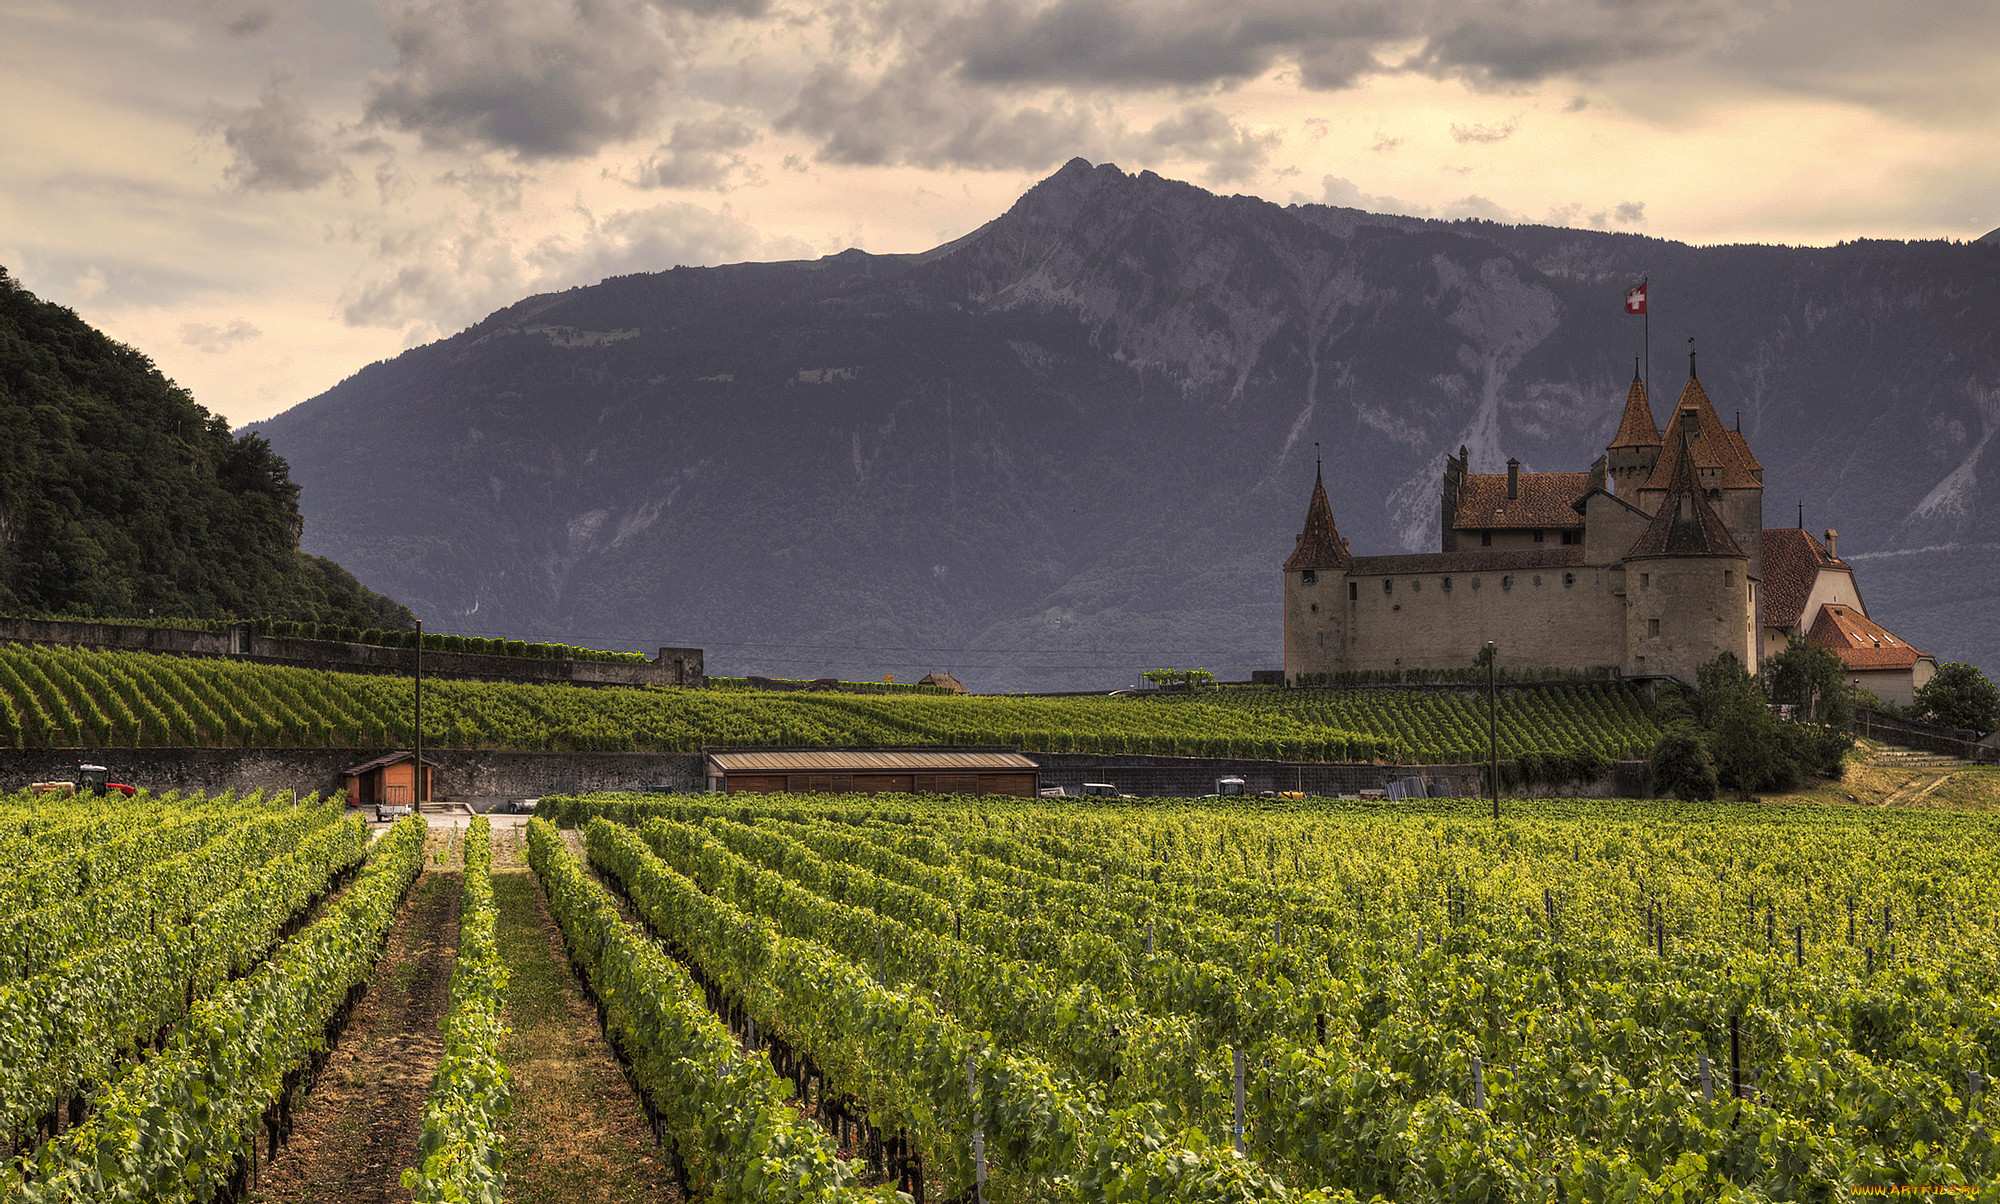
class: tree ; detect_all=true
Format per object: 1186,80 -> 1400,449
1911,662 -> 2000,733
1650,729 -> 1718,801
1763,636 -> 1852,728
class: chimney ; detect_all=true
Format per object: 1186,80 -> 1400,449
1825,528 -> 1838,559
1507,458 -> 1520,500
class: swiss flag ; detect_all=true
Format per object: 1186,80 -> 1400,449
1625,281 -> 1647,314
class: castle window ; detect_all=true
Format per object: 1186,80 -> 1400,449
1502,575 -> 1513,590
1481,531 -> 1492,547
1384,579 -> 1393,595
1301,569 -> 1317,585
1533,575 -> 1542,587
1636,656 -> 1646,673
1310,602 -> 1319,614
1639,572 -> 1650,590
1533,530 -> 1544,543
1471,576 -> 1481,590
1563,572 -> 1576,587
1648,618 -> 1661,638
1411,579 -> 1421,592
1561,530 -> 1582,546
1724,570 -> 1735,588
1441,576 -> 1452,592
1349,581 -> 1358,601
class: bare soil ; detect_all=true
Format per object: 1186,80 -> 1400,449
490,825 -> 682,1204
248,838 -> 463,1204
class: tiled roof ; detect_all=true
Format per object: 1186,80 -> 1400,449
1808,605 -> 1927,671
1450,471 -> 1591,530
1349,547 -> 1587,575
1285,468 -> 1353,570
1642,376 -> 1763,491
1625,435 -> 1744,559
1609,376 -> 1660,449
1760,528 -> 1848,631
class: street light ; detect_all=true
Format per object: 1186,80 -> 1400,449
1486,641 -> 1499,821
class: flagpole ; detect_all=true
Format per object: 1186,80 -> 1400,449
1643,276 -> 1649,400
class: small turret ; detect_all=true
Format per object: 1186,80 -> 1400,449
1607,360 -> 1661,499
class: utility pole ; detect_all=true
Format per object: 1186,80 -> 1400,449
414,619 -> 424,812
1486,641 -> 1499,820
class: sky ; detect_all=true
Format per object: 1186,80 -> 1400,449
3,0 -> 1997,428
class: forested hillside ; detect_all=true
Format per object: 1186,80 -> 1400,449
0,268 -> 410,628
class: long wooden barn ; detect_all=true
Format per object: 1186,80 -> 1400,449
703,747 -> 1039,797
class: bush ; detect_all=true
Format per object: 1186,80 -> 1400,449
1651,729 -> 1718,801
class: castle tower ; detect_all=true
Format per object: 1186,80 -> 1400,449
1635,357 -> 1765,654
1606,363 -> 1661,499
1282,461 -> 1353,683
1623,423 -> 1756,681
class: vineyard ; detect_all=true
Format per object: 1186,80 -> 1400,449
0,787 -> 504,1204
0,785 -> 1994,1201
0,644 -> 1659,763
527,791 -> 2000,1202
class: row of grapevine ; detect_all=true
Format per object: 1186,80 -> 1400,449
580,817 -> 1331,1203
2,816 -> 426,1203
0,643 -> 1659,762
402,817 -> 509,1204
564,792 -> 1998,1200
524,819 -> 893,1203
0,800 -> 364,1140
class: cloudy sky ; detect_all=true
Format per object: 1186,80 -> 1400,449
3,0 -> 1996,427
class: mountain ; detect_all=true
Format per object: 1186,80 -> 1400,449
0,268 -> 412,629
255,161 -> 2000,691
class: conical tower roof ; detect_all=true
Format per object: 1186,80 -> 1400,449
1643,374 -> 1762,490
1284,465 -> 1352,571
1626,426 -> 1744,559
1609,371 -> 1660,450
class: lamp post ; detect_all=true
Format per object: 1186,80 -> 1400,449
414,619 -> 424,811
1486,641 -> 1499,821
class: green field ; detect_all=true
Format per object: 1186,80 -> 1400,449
543,791 -> 2000,1202
0,643 -> 1659,763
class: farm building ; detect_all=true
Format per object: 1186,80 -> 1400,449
343,751 -> 437,808
919,673 -> 968,693
704,747 -> 1038,796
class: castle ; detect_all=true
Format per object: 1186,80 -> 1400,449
1282,360 -> 1937,702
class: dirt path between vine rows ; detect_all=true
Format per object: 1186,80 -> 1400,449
490,824 -> 683,1204
248,838 -> 462,1204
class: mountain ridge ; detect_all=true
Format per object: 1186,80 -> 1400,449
256,162 -> 2000,691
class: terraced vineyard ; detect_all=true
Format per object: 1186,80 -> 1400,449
531,791 -> 1999,1202
0,643 -> 1658,763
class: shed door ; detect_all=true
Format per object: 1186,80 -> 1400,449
728,775 -> 786,794
977,773 -> 1036,797
914,774 -> 978,795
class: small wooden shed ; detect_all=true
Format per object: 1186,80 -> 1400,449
343,751 -> 437,808
918,673 -> 968,694
704,747 -> 1038,797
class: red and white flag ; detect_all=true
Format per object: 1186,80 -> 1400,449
1625,281 -> 1648,314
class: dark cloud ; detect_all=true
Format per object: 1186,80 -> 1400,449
217,65 -> 347,192
1614,200 -> 1645,224
193,0 -> 289,37
763,0 -> 1771,172
1407,0 -> 1766,87
951,0 -> 1399,89
629,117 -> 760,189
780,63 -> 1103,170
362,0 -> 767,159
1449,117 -> 1517,144
1144,106 -> 1279,185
